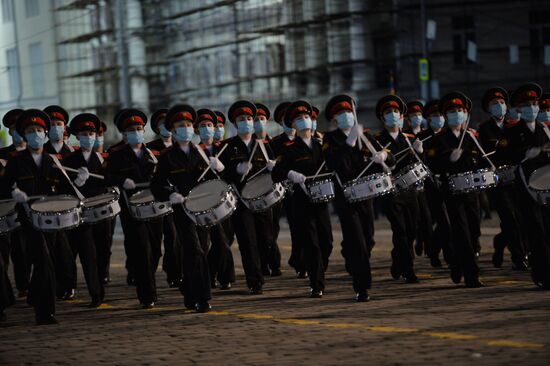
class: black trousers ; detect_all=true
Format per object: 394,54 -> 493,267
92,217 -> 114,281
55,231 -> 77,297
515,184 -> 550,286
0,235 -> 15,312
445,192 -> 481,283
280,192 -> 306,272
424,180 -> 452,263
173,207 -> 211,306
67,224 -> 104,302
255,208 -> 281,273
207,222 -> 236,285
4,229 -> 31,292
416,188 -> 433,257
119,207 -> 135,280
145,217 -> 164,274
487,185 -> 526,265
381,191 -> 418,278
232,202 -> 264,289
161,213 -> 182,283
293,192 -> 333,291
333,196 -> 373,292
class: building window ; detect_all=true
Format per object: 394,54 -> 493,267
25,0 -> 39,17
2,0 -> 13,22
6,48 -> 20,99
452,16 -> 475,65
28,42 -> 45,97
529,10 -> 550,63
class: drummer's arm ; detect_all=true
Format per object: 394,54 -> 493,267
271,150 -> 291,183
103,153 -> 126,188
150,156 -> 172,202
323,140 -> 353,182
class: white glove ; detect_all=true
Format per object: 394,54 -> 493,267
372,150 -> 388,165
449,148 -> 463,162
412,139 -> 424,154
123,178 -> 136,190
287,170 -> 306,184
345,124 -> 363,147
209,157 -> 225,172
169,192 -> 185,205
524,147 -> 542,161
266,159 -> 276,172
11,188 -> 28,203
74,167 -> 90,187
236,162 -> 252,176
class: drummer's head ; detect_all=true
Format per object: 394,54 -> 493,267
16,109 -> 49,152
285,101 -> 313,139
2,109 -> 24,145
228,100 -> 256,138
44,105 -> 69,143
254,103 -> 270,138
325,95 -> 354,132
439,92 -> 469,130
510,83 -> 542,123
424,100 -> 444,131
376,95 -> 405,132
214,111 -> 226,141
196,109 -> 217,145
70,113 -> 101,152
165,105 -> 196,144
274,102 -> 295,138
115,109 -> 147,147
538,94 -> 550,123
406,101 -> 424,129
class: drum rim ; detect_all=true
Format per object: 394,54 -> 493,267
185,190 -> 235,214
529,165 -> 550,192
83,193 -> 119,208
31,195 -> 82,214
242,181 -> 284,201
185,180 -> 232,212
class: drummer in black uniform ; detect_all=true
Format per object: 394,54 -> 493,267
498,83 -> 550,289
104,109 -> 159,308
151,104 -> 215,312
146,109 -> 181,288
60,114 -> 106,307
43,105 -> 74,158
432,92 -> 487,288
374,95 -> 420,283
0,109 -> 31,298
323,95 -> 394,301
479,88 -> 527,270
3,109 -> 64,324
272,100 -> 333,298
196,108 -> 236,290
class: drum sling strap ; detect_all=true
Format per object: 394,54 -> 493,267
50,154 -> 85,201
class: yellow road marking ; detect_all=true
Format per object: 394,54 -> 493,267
366,326 -> 418,333
423,332 -> 478,340
486,340 -> 544,349
237,313 -> 273,319
97,304 -> 114,309
416,274 -> 433,279
275,319 -> 321,325
209,311 -> 233,316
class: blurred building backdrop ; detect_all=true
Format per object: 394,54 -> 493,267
0,0 -> 549,144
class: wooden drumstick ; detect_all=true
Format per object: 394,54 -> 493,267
240,140 -> 259,183
196,143 -> 228,182
0,195 -> 45,204
54,165 -> 104,180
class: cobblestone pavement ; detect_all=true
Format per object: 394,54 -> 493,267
1,218 -> 549,365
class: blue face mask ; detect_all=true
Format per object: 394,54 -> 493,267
294,117 -> 312,131
490,103 -> 507,119
283,125 -> 295,135
429,116 -> 445,129
49,125 -> 65,141
537,111 -> 550,123
214,127 -> 224,140
508,109 -> 520,121
521,105 -> 539,122
94,135 -> 104,148
336,112 -> 355,130
199,126 -> 215,140
384,112 -> 403,128
311,119 -> 317,131
237,120 -> 254,135
254,120 -> 267,134
79,135 -> 96,150
173,126 -> 194,142
409,115 -> 423,127
159,123 -> 172,138
446,111 -> 466,127
126,130 -> 145,145
12,129 -> 24,144
26,131 -> 46,149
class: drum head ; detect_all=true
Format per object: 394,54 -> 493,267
0,201 -> 16,215
83,192 -> 117,207
129,189 -> 154,204
529,165 -> 550,190
186,180 -> 229,212
242,174 -> 274,199
32,195 -> 80,212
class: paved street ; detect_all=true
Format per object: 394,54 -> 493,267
1,218 -> 549,365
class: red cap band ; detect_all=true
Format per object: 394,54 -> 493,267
51,112 -> 66,122
232,107 -> 253,121
329,102 -> 352,119
198,113 -> 214,122
169,112 -> 193,123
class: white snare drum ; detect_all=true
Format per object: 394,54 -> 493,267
393,162 -> 429,191
496,165 -> 516,186
306,177 -> 335,203
241,174 -> 286,212
82,188 -> 121,224
343,173 -> 394,203
128,189 -> 172,221
528,165 -> 550,205
30,195 -> 82,232
184,179 -> 237,227
448,168 -> 497,194
0,201 -> 20,234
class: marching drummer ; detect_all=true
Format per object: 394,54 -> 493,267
218,100 -> 275,295
150,104 -> 217,312
323,94 -> 393,301
213,111 -> 227,142
478,88 -> 527,270
196,108 -> 236,290
104,108 -> 160,308
311,106 -> 323,142
60,113 -> 106,307
3,109 -> 64,324
374,95 -> 421,284
93,122 -> 107,154
146,109 -> 182,288
431,91 -> 487,288
272,100 -> 333,298
498,83 -> 550,289
43,105 -> 74,158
